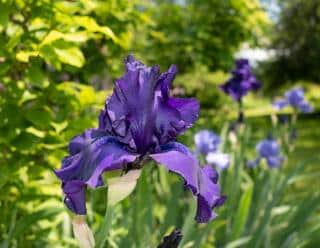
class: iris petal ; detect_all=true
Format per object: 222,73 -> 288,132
254,139 -> 284,169
150,142 -> 225,223
99,55 -> 199,153
206,152 -> 230,170
55,129 -> 137,214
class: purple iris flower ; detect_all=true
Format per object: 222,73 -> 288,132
248,138 -> 284,168
194,130 -> 230,170
273,88 -> 313,113
194,130 -> 220,155
55,55 -> 225,223
220,59 -> 261,102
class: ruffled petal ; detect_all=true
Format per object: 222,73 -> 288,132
150,142 -> 225,223
155,66 -> 200,144
55,129 -> 137,214
99,55 -> 199,153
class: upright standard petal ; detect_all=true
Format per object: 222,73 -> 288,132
99,55 -> 199,154
55,129 -> 137,214
150,142 -> 225,223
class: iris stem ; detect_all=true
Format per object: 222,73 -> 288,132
95,200 -> 114,248
237,99 -> 244,123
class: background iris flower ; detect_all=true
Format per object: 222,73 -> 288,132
220,59 -> 261,102
55,55 -> 225,223
273,87 -> 313,113
248,138 -> 284,168
194,130 -> 230,170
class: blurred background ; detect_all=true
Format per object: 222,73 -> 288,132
0,0 -> 319,247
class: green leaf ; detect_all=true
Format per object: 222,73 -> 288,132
10,208 -> 62,239
41,30 -> 88,45
16,51 -> 39,63
0,2 -> 10,27
11,132 -> 40,151
95,205 -> 114,248
25,60 -> 49,88
231,184 -> 253,240
73,16 -> 116,41
179,199 -> 197,247
24,106 -> 53,129
54,46 -> 85,68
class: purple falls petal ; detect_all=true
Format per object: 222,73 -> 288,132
63,181 -> 86,215
150,142 -> 225,223
55,129 -> 137,214
196,165 -> 226,223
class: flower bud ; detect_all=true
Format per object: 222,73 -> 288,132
72,215 -> 95,248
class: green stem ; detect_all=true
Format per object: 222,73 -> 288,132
96,203 -> 114,248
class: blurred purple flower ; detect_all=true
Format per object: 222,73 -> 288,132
248,138 -> 284,168
220,59 -> 261,102
194,130 -> 220,155
194,130 -> 230,170
55,55 -> 225,223
273,88 -> 313,113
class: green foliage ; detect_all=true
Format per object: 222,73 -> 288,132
0,0 -> 132,245
140,0 -> 269,72
260,0 -> 320,87
1,0 -> 319,247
